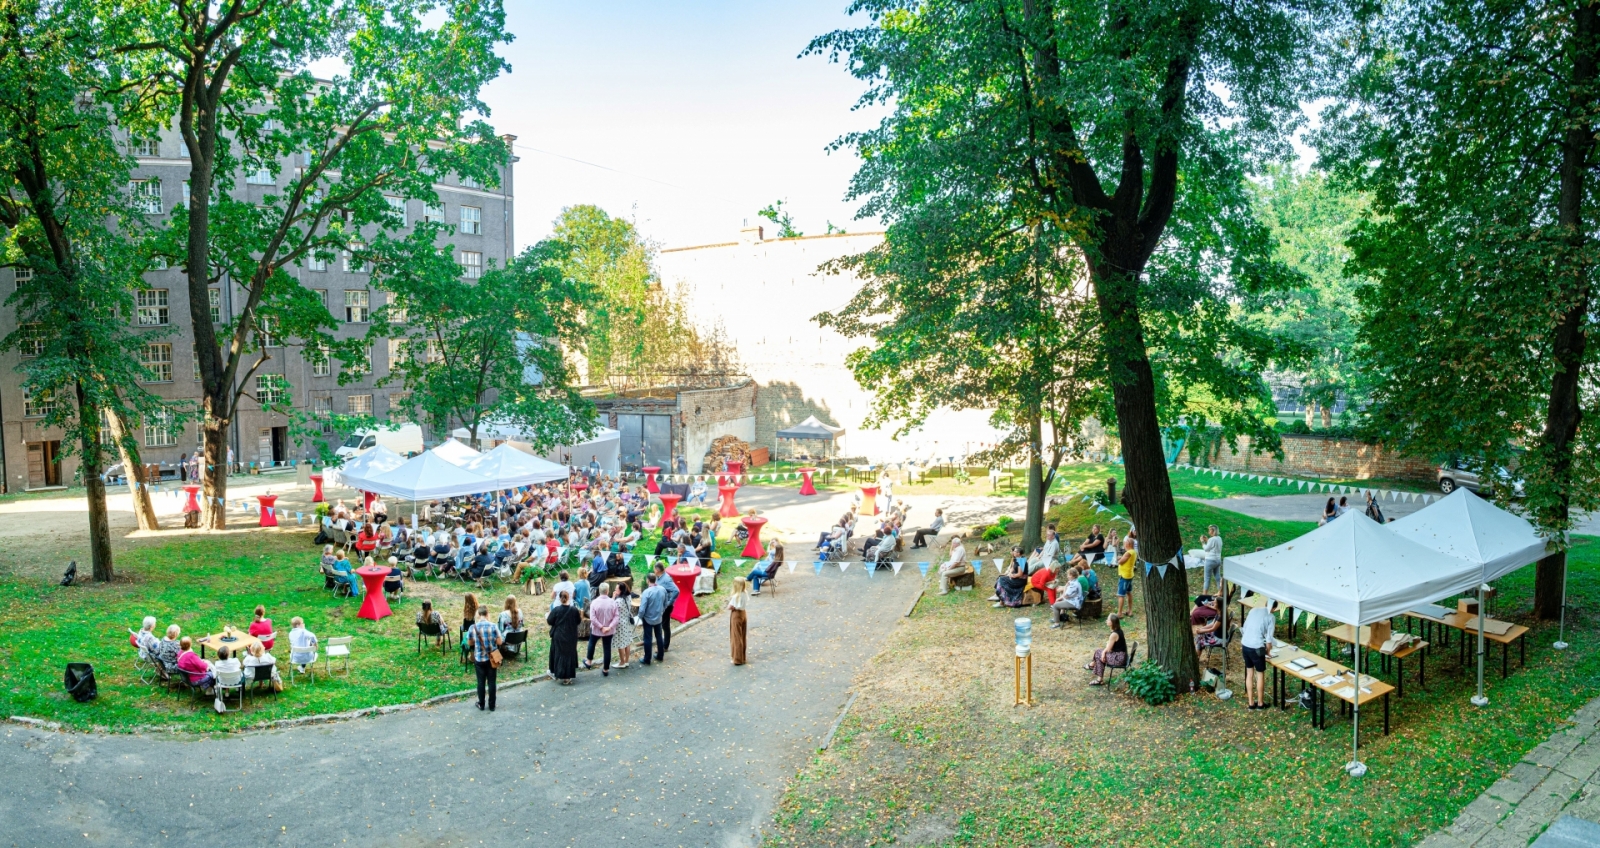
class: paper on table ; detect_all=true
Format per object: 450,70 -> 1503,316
1297,666 -> 1324,680
1333,685 -> 1356,700
1315,675 -> 1342,687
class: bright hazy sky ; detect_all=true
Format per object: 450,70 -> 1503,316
477,1 -> 883,252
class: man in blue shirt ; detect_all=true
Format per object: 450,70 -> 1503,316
637,574 -> 667,666
587,456 -> 601,479
466,607 -> 503,711
653,563 -> 679,656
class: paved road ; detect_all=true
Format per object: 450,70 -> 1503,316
1180,492 -> 1427,524
0,488 -> 926,848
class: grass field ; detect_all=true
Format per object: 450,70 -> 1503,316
0,510 -> 747,732
766,499 -> 1599,847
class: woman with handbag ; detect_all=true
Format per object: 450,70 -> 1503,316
729,576 -> 750,666
546,590 -> 582,685
611,582 -> 637,669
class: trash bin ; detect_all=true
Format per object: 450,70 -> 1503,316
64,662 -> 97,703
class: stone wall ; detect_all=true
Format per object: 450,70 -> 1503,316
678,381 -> 757,469
1192,434 -> 1436,481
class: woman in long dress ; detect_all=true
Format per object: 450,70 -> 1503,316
729,576 -> 749,666
611,582 -> 636,668
546,590 -> 581,685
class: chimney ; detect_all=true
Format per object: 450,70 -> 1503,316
739,225 -> 765,244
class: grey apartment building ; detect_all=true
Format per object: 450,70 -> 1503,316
0,132 -> 516,492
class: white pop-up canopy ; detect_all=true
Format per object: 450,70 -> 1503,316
1224,511 -> 1481,627
328,445 -> 405,490
429,438 -> 480,467
360,450 -> 494,501
1390,488 -> 1550,705
543,427 -> 620,474
464,443 -> 569,488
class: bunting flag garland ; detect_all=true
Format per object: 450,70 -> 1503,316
621,553 -> 633,564
971,559 -> 983,575
840,561 -> 851,573
814,560 -> 825,575
917,561 -> 930,577
866,562 -> 874,578
787,560 -> 797,573
892,561 -> 904,576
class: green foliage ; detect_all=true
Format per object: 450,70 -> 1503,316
757,199 -> 803,238
981,525 -> 1008,541
1121,660 -> 1178,706
1286,419 -> 1313,435
994,515 -> 1015,529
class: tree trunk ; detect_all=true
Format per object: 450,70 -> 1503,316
75,383 -> 114,582
102,406 -> 159,531
1095,267 -> 1199,689
201,419 -> 230,530
1305,402 -> 1316,428
1021,412 -> 1046,551
1534,0 -> 1599,619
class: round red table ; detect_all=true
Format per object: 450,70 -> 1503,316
798,467 -> 818,496
257,494 -> 279,527
309,473 -> 325,503
658,492 -> 683,528
571,481 -> 589,496
740,515 -> 768,558
666,563 -> 700,623
642,466 -> 662,494
726,460 -> 744,477
182,484 -> 202,513
717,483 -> 740,518
354,564 -> 393,620
860,485 -> 879,516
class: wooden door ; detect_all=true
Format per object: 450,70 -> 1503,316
26,443 -> 43,489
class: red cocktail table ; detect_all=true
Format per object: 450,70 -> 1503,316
257,494 -> 279,527
182,484 -> 201,513
860,485 -> 879,516
726,460 -> 743,477
666,564 -> 700,623
741,515 -> 768,559
355,565 -> 392,620
798,467 -> 818,496
309,473 -> 325,503
642,466 -> 661,494
718,483 -> 740,518
658,492 -> 683,528
363,490 -> 376,513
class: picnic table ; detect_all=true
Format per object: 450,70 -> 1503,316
1321,624 -> 1429,698
1404,605 -> 1530,678
197,628 -> 261,659
1267,645 -> 1396,740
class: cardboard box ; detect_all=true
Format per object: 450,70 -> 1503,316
1458,598 -> 1480,616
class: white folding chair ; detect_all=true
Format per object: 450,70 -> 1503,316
324,636 -> 353,675
214,667 -> 245,711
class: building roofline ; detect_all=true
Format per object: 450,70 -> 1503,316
660,230 -> 886,254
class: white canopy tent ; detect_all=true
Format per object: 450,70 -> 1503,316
1222,512 -> 1482,775
542,427 -> 621,475
327,445 -> 405,490
1390,488 -> 1550,705
429,438 -> 480,467
464,443 -> 569,488
360,451 -> 495,501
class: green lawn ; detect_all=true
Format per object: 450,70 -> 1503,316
0,514 -> 748,732
767,498 -> 1600,847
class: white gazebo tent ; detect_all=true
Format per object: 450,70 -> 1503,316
464,443 -> 569,488
542,427 -> 621,475
328,445 -> 405,490
1223,512 -> 1480,775
1389,488 -> 1550,705
361,451 -> 495,501
429,438 -> 481,467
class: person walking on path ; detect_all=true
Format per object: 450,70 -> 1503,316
584,586 -> 619,676
653,563 -> 679,657
546,590 -> 581,685
467,606 -> 503,712
638,574 -> 667,666
729,576 -> 750,666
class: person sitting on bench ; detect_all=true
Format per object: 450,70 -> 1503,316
938,537 -> 972,595
992,561 -> 1027,608
1069,524 -> 1107,570
1050,567 -> 1085,627
1088,613 -> 1129,685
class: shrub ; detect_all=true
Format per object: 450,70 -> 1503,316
314,502 -> 331,518
1092,490 -> 1113,507
1286,420 -> 1313,435
1122,660 -> 1177,706
995,515 -> 1015,528
981,525 -> 1008,541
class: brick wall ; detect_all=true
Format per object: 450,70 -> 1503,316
1193,434 -> 1436,481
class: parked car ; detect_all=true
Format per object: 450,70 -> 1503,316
1437,457 -> 1525,497
334,423 -> 424,459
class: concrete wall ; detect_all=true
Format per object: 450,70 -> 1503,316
1193,434 -> 1437,481
657,229 -> 1005,463
594,380 -> 757,471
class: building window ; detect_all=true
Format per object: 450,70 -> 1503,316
344,244 -> 367,274
256,316 -> 277,347
460,206 -> 481,234
388,338 -> 407,366
461,175 -> 481,189
427,338 -> 443,363
141,343 -> 173,382
423,203 -> 444,224
208,288 -> 221,323
136,289 -> 169,325
179,179 -> 190,209
23,389 -> 54,418
347,394 -> 372,415
312,395 -> 333,433
18,323 -> 43,357
313,289 -> 328,310
311,342 -> 331,377
386,195 -> 407,227
387,296 -> 407,324
344,289 -> 369,323
132,137 -> 159,157
460,251 -> 482,279
143,412 -> 177,447
149,256 -> 168,271
13,266 -> 33,288
346,345 -> 372,377
193,345 -> 202,381
131,179 -> 162,214
256,374 -> 288,407
247,167 -> 274,185
307,253 -> 328,272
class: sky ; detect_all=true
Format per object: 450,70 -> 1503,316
478,2 -> 885,252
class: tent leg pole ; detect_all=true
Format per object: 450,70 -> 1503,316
1347,630 -> 1366,777
1555,561 -> 1570,650
1472,586 -> 1488,706
1215,560 -> 1231,701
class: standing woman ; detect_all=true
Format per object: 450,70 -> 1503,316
546,590 -> 581,685
729,576 -> 750,666
612,582 -> 637,669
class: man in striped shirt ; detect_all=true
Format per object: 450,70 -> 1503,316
467,607 -> 503,712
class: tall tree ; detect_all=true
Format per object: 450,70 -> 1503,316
1323,0 -> 1600,618
370,237 -> 596,449
0,0 -> 170,579
810,0 -> 1317,684
550,205 -> 656,386
119,0 -> 512,529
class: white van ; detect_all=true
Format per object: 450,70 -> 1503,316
335,423 -> 425,459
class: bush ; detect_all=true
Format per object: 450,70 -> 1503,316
1092,490 -> 1113,507
981,525 -> 1008,541
1122,660 -> 1177,706
995,515 -> 1015,529
1286,420 -> 1313,435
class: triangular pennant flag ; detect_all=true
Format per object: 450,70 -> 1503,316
787,560 -> 796,573
866,562 -> 875,577
621,553 -> 633,564
814,560 -> 824,574
993,558 -> 1005,570
840,561 -> 852,572
971,559 -> 983,575
1144,559 -> 1154,577
1156,562 -> 1170,578
892,561 -> 904,575
917,561 -> 931,577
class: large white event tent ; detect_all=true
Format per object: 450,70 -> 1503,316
328,445 -> 405,490
361,450 -> 494,501
464,443 -> 568,488
1222,511 -> 1481,775
430,438 -> 481,467
1390,488 -> 1550,705
450,421 -> 622,475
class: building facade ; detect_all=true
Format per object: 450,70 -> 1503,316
657,227 -> 1004,464
0,132 -> 516,491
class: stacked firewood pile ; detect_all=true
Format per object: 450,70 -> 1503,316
703,436 -> 753,473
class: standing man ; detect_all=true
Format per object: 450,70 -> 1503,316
467,606 -> 504,712
638,573 -> 667,666
653,562 -> 679,656
1240,599 -> 1278,710
587,455 -> 601,480
585,586 -> 619,676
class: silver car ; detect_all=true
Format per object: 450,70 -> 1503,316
1437,458 -> 1524,496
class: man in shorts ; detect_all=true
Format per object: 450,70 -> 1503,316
1115,544 -> 1136,615
1240,598 -> 1278,710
